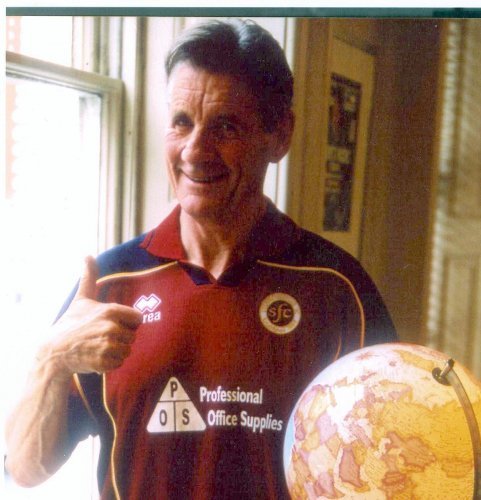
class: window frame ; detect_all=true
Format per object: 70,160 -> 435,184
6,50 -> 125,250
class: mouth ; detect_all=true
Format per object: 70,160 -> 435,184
182,171 -> 228,184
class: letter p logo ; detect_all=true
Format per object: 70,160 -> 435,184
170,380 -> 178,398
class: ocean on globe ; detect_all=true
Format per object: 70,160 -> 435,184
284,342 -> 481,499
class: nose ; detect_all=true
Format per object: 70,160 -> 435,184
181,127 -> 215,165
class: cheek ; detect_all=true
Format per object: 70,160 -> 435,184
234,143 -> 270,177
165,135 -> 182,167
218,138 -> 262,166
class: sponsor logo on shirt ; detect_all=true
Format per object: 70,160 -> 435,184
200,385 -> 283,433
259,293 -> 301,335
147,378 -> 283,435
147,377 -> 206,433
134,293 -> 162,324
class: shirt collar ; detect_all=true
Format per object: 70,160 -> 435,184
140,200 -> 300,263
140,204 -> 186,260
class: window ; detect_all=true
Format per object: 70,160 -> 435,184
4,17 -> 124,500
6,16 -> 74,65
426,19 -> 481,379
4,14 -> 295,498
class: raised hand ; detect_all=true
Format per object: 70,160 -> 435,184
46,256 -> 143,377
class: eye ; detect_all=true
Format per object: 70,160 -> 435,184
171,112 -> 193,130
213,119 -> 241,140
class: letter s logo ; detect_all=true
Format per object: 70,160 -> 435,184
267,301 -> 294,325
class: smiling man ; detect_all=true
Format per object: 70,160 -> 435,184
165,62 -> 290,277
5,19 -> 397,499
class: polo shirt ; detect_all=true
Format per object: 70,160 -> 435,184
66,201 -> 397,499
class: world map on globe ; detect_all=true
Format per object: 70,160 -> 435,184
284,343 -> 481,499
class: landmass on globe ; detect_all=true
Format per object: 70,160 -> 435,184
284,343 -> 481,499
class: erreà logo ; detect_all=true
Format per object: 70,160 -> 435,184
147,377 -> 206,433
134,293 -> 161,324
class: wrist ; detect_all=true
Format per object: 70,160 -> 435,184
34,343 -> 73,384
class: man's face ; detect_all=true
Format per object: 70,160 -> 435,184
165,63 -> 291,223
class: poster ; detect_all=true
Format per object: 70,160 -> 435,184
323,73 -> 361,232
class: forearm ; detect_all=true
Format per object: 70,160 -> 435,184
5,257 -> 141,487
5,345 -> 74,487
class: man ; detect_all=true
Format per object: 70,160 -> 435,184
5,19 -> 397,499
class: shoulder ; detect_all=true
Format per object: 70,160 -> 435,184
95,234 -> 168,278
271,223 -> 398,344
276,224 -> 365,276
281,226 -> 380,298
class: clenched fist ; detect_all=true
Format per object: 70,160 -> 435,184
45,256 -> 143,377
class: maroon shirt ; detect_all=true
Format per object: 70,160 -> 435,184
67,203 -> 397,499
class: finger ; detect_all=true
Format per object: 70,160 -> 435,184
110,304 -> 144,328
76,256 -> 99,300
96,344 -> 132,372
112,327 -> 137,345
94,356 -> 125,374
109,343 -> 132,360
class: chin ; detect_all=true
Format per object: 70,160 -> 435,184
179,198 -> 230,222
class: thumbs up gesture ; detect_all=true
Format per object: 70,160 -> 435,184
45,256 -> 143,377
76,255 -> 99,301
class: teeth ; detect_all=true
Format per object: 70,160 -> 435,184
192,177 -> 213,183
187,173 -> 225,183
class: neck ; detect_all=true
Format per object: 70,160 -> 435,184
180,199 -> 267,279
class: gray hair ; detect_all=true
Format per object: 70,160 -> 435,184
165,19 -> 293,132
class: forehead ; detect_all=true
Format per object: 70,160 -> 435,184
167,63 -> 260,113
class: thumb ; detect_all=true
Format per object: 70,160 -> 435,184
76,256 -> 99,300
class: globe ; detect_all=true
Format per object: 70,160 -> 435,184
284,343 -> 481,499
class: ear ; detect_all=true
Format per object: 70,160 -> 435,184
268,110 -> 295,163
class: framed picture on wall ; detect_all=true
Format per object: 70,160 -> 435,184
320,38 -> 374,258
323,73 -> 361,232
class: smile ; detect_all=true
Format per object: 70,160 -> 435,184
183,172 -> 228,184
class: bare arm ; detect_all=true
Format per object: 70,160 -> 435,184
5,352 -> 74,487
5,256 -> 143,487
